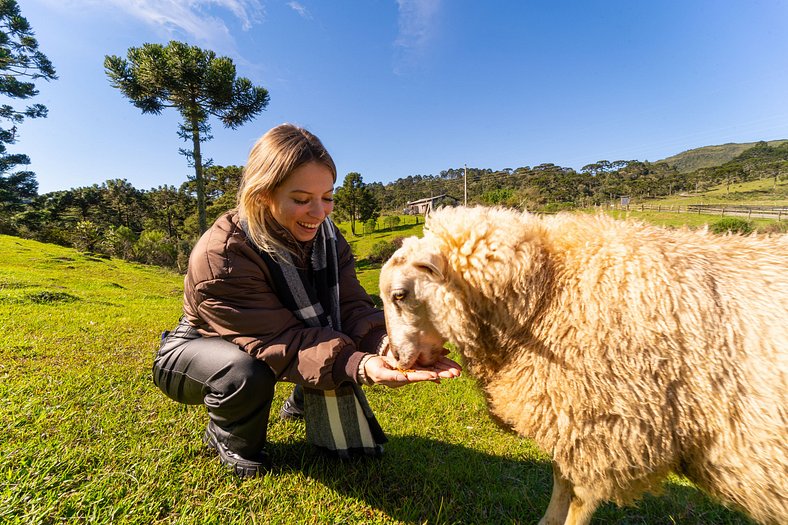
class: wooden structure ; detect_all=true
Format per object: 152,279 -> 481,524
404,194 -> 460,215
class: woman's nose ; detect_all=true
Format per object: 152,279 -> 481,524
309,199 -> 324,218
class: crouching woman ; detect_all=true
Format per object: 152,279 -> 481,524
153,123 -> 461,478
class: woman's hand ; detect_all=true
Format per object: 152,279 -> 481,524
363,354 -> 462,388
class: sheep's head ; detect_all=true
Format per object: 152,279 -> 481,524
380,237 -> 449,370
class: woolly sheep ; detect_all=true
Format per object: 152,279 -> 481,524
379,206 -> 788,525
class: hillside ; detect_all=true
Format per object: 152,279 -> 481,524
660,139 -> 788,173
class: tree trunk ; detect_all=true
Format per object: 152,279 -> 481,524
191,115 -> 207,233
350,199 -> 357,235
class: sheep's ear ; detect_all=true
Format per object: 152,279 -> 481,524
413,251 -> 446,281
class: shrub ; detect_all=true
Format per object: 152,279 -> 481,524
134,229 -> 177,267
175,237 -> 194,273
363,218 -> 377,234
757,221 -> 788,234
103,226 -> 137,259
480,188 -> 515,206
709,217 -> 754,235
72,220 -> 103,253
368,237 -> 405,264
382,215 -> 401,230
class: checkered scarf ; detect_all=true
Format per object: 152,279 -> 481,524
255,217 -> 386,457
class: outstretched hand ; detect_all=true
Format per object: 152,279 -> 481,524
364,354 -> 462,388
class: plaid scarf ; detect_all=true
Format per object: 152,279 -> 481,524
255,217 -> 387,458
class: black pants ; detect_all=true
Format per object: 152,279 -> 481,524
153,319 -> 276,456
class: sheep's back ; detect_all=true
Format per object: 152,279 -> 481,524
425,208 -> 788,504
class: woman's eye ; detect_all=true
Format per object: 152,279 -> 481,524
293,198 -> 309,205
323,197 -> 334,203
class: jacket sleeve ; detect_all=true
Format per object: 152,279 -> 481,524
334,230 -> 388,354
184,219 -> 366,390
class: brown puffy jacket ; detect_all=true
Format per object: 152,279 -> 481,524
182,210 -> 386,390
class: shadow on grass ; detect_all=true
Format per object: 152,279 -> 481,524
267,436 -> 755,525
355,258 -> 381,271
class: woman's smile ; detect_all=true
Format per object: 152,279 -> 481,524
268,161 -> 335,242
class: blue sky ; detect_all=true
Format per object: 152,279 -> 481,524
17,0 -> 788,194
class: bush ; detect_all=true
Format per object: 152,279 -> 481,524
709,217 -> 754,235
103,226 -> 137,259
480,188 -> 515,206
134,229 -> 177,267
175,237 -> 194,273
363,218 -> 377,234
72,220 -> 103,253
382,215 -> 401,230
367,237 -> 405,264
757,221 -> 788,234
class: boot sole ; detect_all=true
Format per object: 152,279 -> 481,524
203,423 -> 269,478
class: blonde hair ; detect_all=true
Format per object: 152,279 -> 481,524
237,123 -> 337,255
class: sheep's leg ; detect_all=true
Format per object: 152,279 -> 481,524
538,462 -> 571,525
538,462 -> 600,525
563,484 -> 600,525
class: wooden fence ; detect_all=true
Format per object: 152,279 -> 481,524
616,204 -> 786,221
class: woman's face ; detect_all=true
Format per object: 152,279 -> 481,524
268,161 -> 335,242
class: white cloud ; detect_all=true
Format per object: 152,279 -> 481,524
39,0 -> 265,52
287,1 -> 311,19
116,0 -> 263,33
395,0 -> 440,51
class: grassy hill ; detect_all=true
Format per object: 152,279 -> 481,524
0,233 -> 757,524
659,139 -> 788,173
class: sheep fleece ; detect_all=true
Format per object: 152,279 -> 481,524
383,206 -> 787,524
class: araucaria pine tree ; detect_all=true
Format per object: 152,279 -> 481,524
0,0 -> 57,227
104,41 -> 269,233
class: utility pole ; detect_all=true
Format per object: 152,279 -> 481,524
464,164 -> 468,206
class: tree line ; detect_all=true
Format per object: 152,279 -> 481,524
367,140 -> 788,214
1,1 -> 786,272
3,139 -> 785,271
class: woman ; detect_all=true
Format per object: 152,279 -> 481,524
153,123 -> 461,478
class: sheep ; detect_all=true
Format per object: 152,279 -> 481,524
379,205 -> 788,525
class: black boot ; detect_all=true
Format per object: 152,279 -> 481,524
203,421 -> 271,478
279,384 -> 305,420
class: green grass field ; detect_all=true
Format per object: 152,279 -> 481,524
1,199 -> 772,523
646,177 -> 788,207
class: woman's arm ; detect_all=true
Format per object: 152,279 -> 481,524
184,215 -> 366,390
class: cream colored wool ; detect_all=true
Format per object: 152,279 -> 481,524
380,206 -> 788,525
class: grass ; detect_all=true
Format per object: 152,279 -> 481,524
600,209 -> 781,230
646,177 -> 788,207
659,139 -> 788,173
0,205 -> 766,524
341,215 -> 424,297
594,177 -> 787,231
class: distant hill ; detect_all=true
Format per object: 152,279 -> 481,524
660,140 -> 788,173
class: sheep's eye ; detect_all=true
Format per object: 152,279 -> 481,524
391,289 -> 408,302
